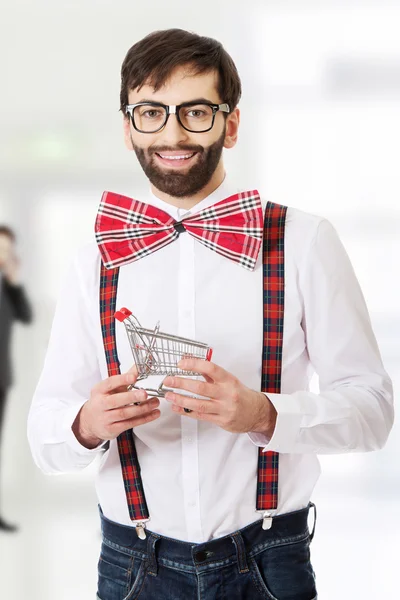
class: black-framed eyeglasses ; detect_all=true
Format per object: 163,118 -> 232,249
125,102 -> 230,134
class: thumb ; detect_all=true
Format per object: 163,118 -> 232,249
125,364 -> 139,382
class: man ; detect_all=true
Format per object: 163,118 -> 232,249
0,226 -> 32,532
28,29 -> 393,599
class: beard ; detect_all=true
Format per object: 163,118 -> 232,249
131,128 -> 226,198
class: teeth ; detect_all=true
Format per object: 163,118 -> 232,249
159,153 -> 194,160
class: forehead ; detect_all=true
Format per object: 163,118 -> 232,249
128,66 -> 221,105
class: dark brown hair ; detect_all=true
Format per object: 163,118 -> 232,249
120,29 -> 242,115
0,226 -> 15,242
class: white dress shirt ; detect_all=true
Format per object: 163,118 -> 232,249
27,178 -> 394,543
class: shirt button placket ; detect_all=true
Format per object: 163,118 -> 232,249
177,217 -> 203,541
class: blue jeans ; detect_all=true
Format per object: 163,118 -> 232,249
97,503 -> 317,600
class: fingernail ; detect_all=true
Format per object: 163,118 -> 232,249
164,377 -> 173,386
165,393 -> 173,402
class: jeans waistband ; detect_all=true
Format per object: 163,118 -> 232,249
99,503 -> 316,573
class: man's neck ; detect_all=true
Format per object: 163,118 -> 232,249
150,167 -> 226,210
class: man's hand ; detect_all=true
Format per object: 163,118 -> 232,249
163,359 -> 277,436
72,367 -> 161,449
3,251 -> 20,285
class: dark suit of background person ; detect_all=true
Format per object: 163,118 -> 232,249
0,226 -> 32,532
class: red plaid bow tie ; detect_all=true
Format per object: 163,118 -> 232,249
95,190 -> 263,271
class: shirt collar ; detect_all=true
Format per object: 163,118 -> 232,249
145,175 -> 237,221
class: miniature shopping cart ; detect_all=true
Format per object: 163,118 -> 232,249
115,307 -> 213,398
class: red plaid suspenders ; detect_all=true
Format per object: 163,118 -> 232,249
257,201 -> 287,513
100,268 -> 149,521
99,201 -> 287,522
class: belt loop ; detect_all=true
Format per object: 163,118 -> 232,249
308,502 -> 317,543
231,532 -> 249,574
146,533 -> 160,576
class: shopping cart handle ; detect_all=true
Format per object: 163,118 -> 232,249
114,307 -> 132,322
206,348 -> 213,362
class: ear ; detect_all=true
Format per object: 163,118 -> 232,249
224,108 -> 240,149
123,115 -> 134,150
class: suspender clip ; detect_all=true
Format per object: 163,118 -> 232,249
262,512 -> 273,530
135,522 -> 147,540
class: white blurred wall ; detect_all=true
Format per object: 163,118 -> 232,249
0,1 -> 399,599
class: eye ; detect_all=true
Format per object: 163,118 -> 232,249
142,109 -> 162,119
181,105 -> 213,121
187,109 -> 206,118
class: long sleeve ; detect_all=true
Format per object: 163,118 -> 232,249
27,248 -> 106,474
4,280 -> 33,323
250,219 -> 394,454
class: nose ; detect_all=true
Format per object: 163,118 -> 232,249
158,111 -> 190,145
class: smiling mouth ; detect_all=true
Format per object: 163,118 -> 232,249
155,152 -> 198,165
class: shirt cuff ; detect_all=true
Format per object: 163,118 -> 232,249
247,393 -> 303,452
61,402 -> 108,455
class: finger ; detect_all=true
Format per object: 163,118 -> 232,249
105,389 -> 149,411
108,366 -> 140,395
177,359 -> 229,383
126,364 -> 139,377
108,398 -> 160,424
163,376 -> 219,399
95,370 -> 139,395
170,404 -> 219,422
109,409 -> 161,434
165,392 -> 218,415
112,383 -> 141,395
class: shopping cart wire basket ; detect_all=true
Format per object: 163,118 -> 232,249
115,307 -> 213,398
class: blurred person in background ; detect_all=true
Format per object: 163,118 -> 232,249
0,225 -> 32,533
28,29 -> 393,600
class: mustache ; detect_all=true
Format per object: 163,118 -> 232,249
129,134 -> 205,156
